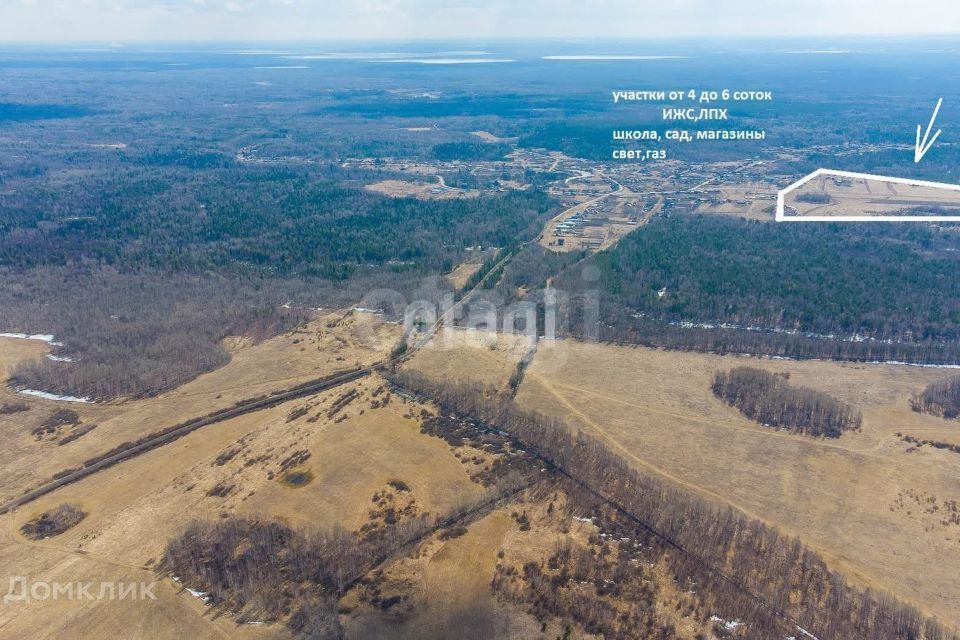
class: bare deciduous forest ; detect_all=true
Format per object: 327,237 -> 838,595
162,479 -> 531,639
0,269 -> 310,399
20,503 -> 86,539
0,152 -> 555,400
911,374 -> 960,419
711,366 -> 861,437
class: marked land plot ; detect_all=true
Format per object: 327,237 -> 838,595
778,169 -> 960,221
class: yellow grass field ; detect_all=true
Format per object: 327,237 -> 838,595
365,179 -> 479,200
445,262 -> 483,290
516,341 -> 960,629
0,371 -> 496,639
402,327 -> 534,390
0,310 -> 400,503
6,314 -> 960,636
785,174 -> 960,217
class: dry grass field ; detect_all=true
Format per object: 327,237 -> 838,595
342,508 -> 543,640
470,131 -> 519,144
0,310 -> 400,503
341,483 -> 719,640
444,249 -> 498,290
784,173 -> 960,217
365,179 -> 480,200
693,183 -> 778,220
445,261 -> 482,290
0,370 -> 503,639
516,341 -> 960,629
5,310 -> 960,636
0,310 -> 560,639
402,327 -> 534,390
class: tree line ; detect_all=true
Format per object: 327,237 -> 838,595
386,368 -> 956,640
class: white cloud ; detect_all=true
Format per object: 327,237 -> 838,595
0,0 -> 957,41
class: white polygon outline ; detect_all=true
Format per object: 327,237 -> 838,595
776,168 -> 960,222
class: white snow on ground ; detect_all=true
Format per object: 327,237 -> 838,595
709,615 -> 743,631
871,360 -> 960,369
18,389 -> 91,404
795,625 -> 820,640
45,354 -> 74,363
0,332 -> 61,345
185,587 -> 211,603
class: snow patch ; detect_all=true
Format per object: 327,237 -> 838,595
18,389 -> 92,404
795,625 -> 820,640
0,332 -> 62,346
185,587 -> 211,603
710,615 -> 743,631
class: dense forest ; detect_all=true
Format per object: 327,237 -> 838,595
0,167 -> 553,282
518,119 -> 766,163
387,369 -> 955,640
432,141 -> 511,161
556,214 -> 960,364
712,367 -> 861,437
0,102 -> 92,122
911,375 -> 960,419
0,159 -> 555,399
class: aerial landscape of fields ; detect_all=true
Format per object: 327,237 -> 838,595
2,1 -> 960,639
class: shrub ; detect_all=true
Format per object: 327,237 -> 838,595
0,402 -> 29,415
21,503 -> 87,539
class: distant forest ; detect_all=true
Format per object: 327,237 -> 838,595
0,159 -> 556,399
557,214 -> 960,364
432,141 -> 511,161
0,102 -> 92,122
0,167 -> 553,282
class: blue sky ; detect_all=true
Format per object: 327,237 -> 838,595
0,0 -> 958,42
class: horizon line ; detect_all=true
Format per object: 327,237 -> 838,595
1,32 -> 959,46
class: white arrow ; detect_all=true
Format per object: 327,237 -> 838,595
914,97 -> 943,163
